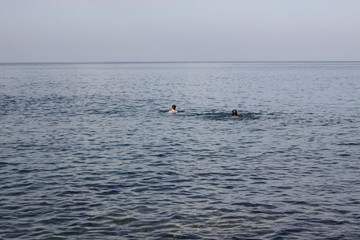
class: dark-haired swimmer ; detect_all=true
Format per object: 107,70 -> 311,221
169,105 -> 179,113
231,109 -> 240,117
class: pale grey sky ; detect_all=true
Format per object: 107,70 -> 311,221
1,0 -> 359,62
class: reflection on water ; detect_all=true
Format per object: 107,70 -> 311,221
0,62 -> 360,239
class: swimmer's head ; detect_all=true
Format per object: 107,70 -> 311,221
172,105 -> 176,110
232,109 -> 238,116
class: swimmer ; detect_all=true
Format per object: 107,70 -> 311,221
169,104 -> 179,113
231,109 -> 240,117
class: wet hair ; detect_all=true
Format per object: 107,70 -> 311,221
172,105 -> 176,110
231,109 -> 238,116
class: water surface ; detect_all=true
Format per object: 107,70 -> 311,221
1,62 -> 360,239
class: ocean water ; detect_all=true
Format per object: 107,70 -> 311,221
0,62 -> 359,239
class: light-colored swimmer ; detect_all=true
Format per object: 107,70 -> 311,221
169,104 -> 179,113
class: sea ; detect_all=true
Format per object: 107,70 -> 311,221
0,62 -> 359,239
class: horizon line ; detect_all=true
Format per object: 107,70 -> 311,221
1,60 -> 360,65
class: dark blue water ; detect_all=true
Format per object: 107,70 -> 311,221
1,62 -> 359,239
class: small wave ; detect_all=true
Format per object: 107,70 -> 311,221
156,232 -> 201,239
338,142 -> 360,146
162,110 -> 261,121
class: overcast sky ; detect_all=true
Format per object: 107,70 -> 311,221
1,0 -> 359,62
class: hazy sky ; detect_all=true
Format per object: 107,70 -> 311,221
1,0 -> 359,62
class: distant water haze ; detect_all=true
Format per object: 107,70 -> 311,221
0,0 -> 360,62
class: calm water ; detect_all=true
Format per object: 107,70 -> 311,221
1,62 -> 360,239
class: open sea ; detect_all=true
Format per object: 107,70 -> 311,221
0,62 -> 359,239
